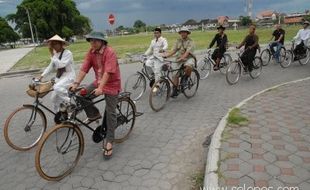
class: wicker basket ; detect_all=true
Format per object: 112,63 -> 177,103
26,81 -> 53,98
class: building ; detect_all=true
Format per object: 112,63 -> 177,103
256,10 -> 278,26
284,13 -> 307,25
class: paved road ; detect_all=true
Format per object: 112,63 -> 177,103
0,47 -> 34,74
219,79 -> 310,190
0,57 -> 310,190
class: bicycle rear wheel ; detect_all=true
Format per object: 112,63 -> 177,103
298,48 -> 310,65
182,69 -> 200,98
114,97 -> 136,143
124,72 -> 146,101
280,50 -> 293,68
260,49 -> 271,66
250,56 -> 263,79
4,105 -> 47,151
35,124 -> 84,181
149,79 -> 170,112
226,62 -> 241,85
197,58 -> 211,79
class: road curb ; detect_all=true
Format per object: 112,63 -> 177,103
0,69 -> 42,78
203,76 -> 310,189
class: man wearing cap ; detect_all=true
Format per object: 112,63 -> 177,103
293,21 -> 310,60
39,34 -> 75,112
164,26 -> 195,98
209,25 -> 228,70
269,24 -> 285,63
70,31 -> 121,159
144,27 -> 168,89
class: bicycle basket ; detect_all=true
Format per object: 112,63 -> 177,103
26,81 -> 53,98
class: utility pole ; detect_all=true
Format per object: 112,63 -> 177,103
25,7 -> 35,44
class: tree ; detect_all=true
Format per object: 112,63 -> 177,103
239,16 -> 252,26
183,19 -> 198,26
0,17 -> 20,44
6,0 -> 91,40
133,20 -> 146,29
304,15 -> 310,22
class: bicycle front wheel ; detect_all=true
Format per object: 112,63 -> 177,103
260,49 -> 271,66
197,58 -> 211,79
226,62 -> 241,85
124,72 -> 146,101
278,47 -> 286,63
114,96 -> 136,143
149,79 -> 170,112
250,56 -> 263,79
4,105 -> 47,151
182,69 -> 200,98
35,124 -> 84,181
280,50 -> 293,68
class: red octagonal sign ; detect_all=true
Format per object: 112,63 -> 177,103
108,14 -> 115,25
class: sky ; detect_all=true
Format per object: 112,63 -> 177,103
0,0 -> 309,31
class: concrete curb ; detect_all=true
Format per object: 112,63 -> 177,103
203,76 -> 310,189
0,69 -> 42,78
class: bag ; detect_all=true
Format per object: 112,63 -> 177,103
26,81 -> 53,98
56,50 -> 66,78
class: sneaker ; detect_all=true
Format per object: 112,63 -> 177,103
152,85 -> 159,93
170,88 -> 179,98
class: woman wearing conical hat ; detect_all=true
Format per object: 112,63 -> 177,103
38,34 -> 76,111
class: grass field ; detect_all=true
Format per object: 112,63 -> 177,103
12,25 -> 300,71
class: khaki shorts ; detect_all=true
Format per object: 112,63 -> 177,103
171,58 -> 195,71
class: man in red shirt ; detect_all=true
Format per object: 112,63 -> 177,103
70,31 -> 121,159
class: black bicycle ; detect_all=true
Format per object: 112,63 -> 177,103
149,61 -> 200,112
124,56 -> 155,101
226,49 -> 263,85
260,42 -> 286,66
34,89 -> 140,181
197,49 -> 232,79
3,78 -> 56,151
281,40 -> 310,68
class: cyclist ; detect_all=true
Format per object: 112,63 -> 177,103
70,31 -> 121,160
38,34 -> 75,112
237,24 -> 259,73
209,25 -> 228,70
164,26 -> 195,98
293,21 -> 310,60
144,27 -> 168,91
269,24 -> 285,63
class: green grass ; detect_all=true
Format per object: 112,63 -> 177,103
190,169 -> 205,190
227,108 -> 249,126
12,25 -> 300,71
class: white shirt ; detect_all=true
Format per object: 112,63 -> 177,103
294,28 -> 310,46
42,49 -> 75,80
145,36 -> 168,58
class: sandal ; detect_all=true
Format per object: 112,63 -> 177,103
103,141 -> 113,160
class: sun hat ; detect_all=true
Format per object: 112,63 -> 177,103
178,26 -> 191,34
85,31 -> 107,42
303,21 -> 310,25
47,34 -> 69,45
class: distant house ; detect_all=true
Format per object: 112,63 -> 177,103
217,16 -> 229,27
256,10 -> 278,26
284,13 -> 307,25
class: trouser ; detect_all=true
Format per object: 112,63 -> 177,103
270,42 -> 282,62
77,83 -> 118,142
241,48 -> 257,71
211,47 -> 226,61
294,42 -> 306,56
145,57 -> 164,82
51,77 -> 73,112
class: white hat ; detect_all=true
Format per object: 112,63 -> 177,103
178,26 -> 191,34
47,34 -> 69,45
304,21 -> 310,25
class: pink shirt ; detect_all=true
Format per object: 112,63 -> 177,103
81,46 -> 121,95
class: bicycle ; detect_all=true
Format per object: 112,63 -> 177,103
281,40 -> 310,68
34,89 -> 140,181
260,42 -> 286,66
226,49 -> 263,85
197,49 -> 232,79
149,61 -> 200,112
3,78 -> 56,151
124,55 -> 155,101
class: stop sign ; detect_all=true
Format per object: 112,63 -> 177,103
108,14 -> 115,25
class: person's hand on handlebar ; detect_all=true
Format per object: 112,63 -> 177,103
92,88 -> 103,96
69,82 -> 80,92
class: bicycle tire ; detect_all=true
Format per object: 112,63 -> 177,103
260,49 -> 271,66
124,72 -> 146,101
149,79 -> 170,112
182,69 -> 200,98
226,62 -> 241,85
